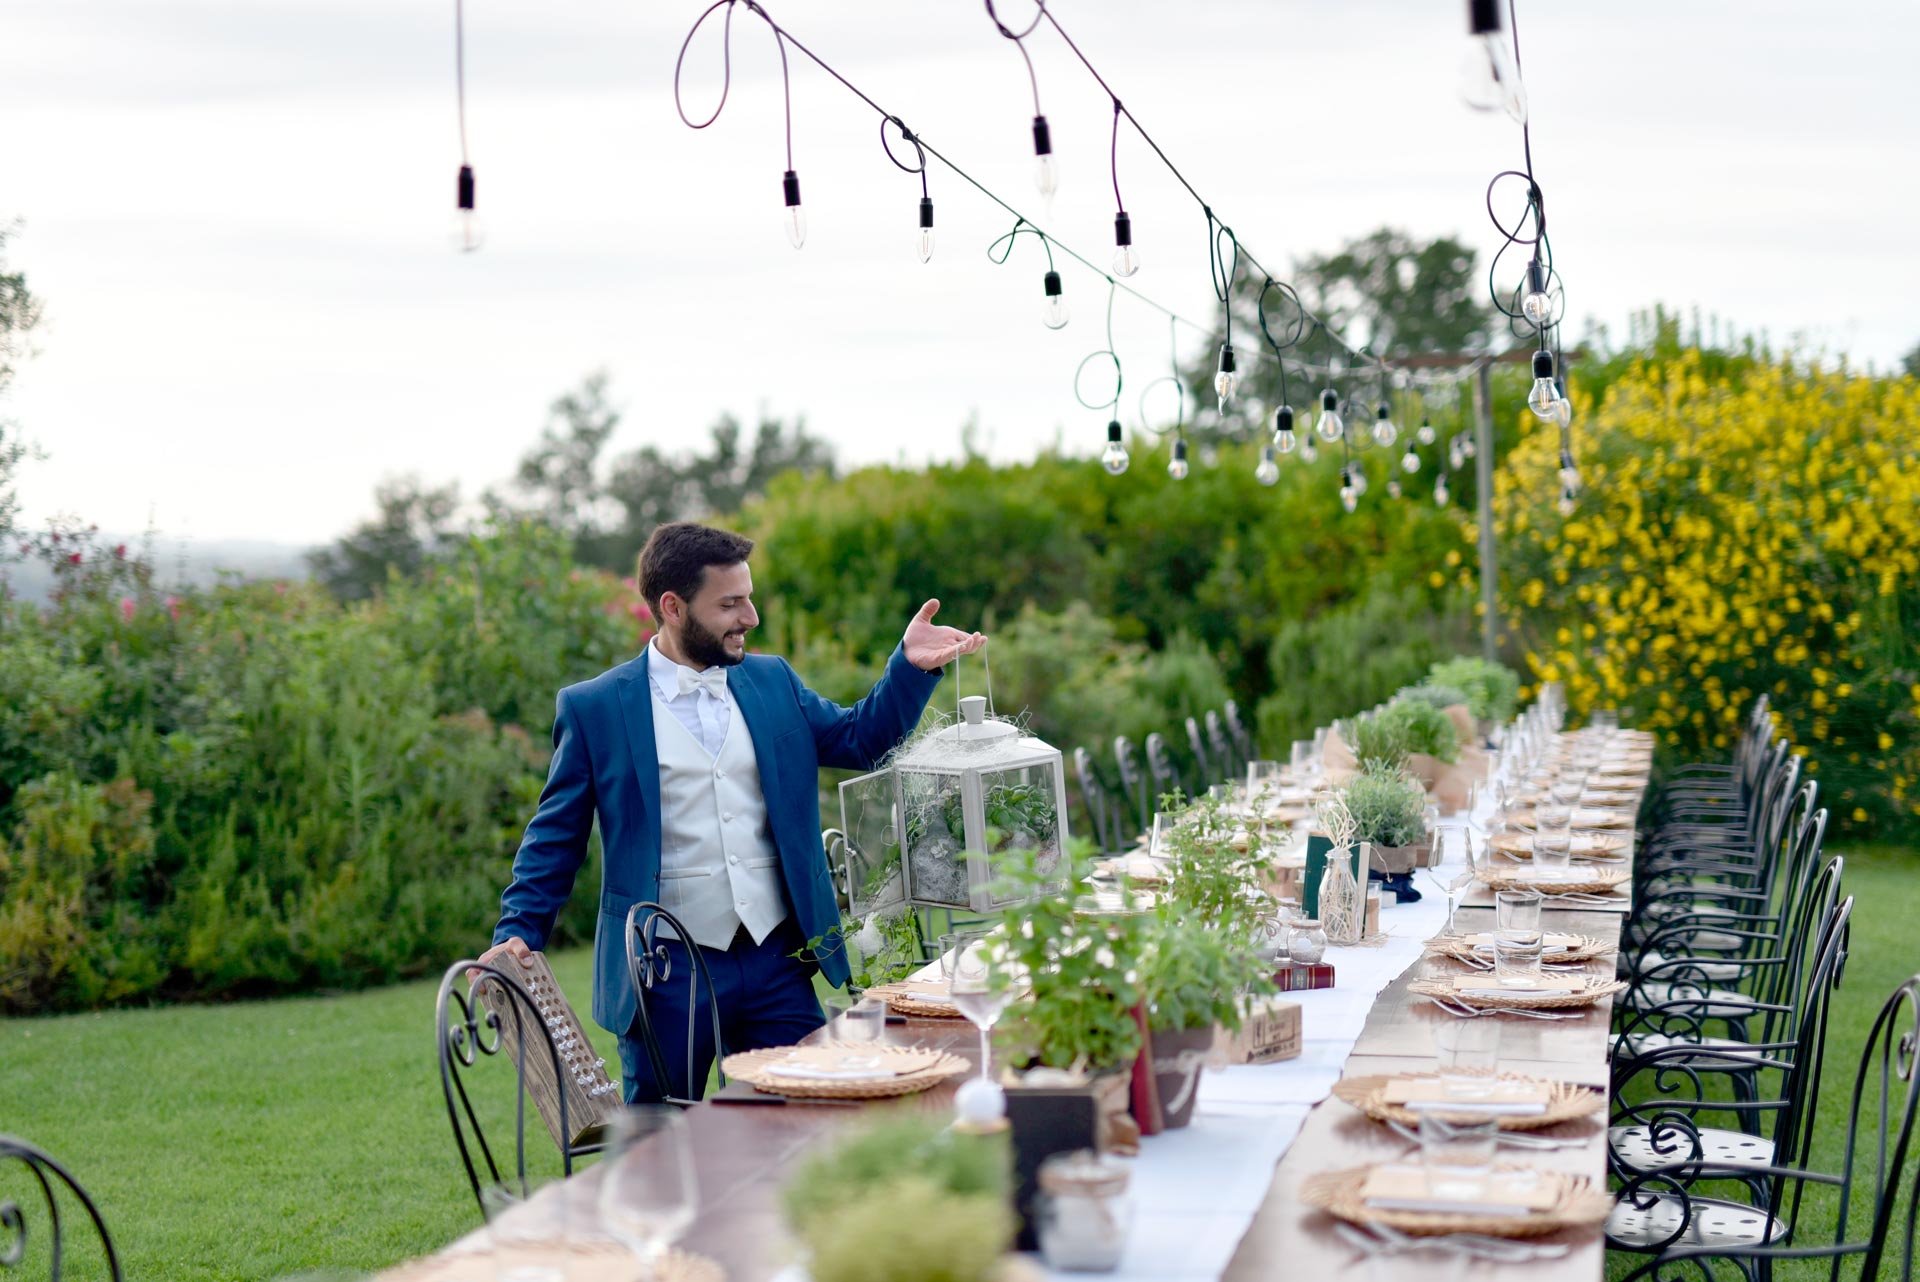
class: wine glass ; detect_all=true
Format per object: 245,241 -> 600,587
597,1106 -> 698,1282
948,938 -> 1015,1084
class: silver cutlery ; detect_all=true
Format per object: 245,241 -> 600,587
1335,1220 -> 1573,1263
1386,1117 -> 1589,1152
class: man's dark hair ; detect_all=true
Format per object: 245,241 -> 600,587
638,522 -> 755,616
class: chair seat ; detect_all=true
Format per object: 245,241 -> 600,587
1623,950 -> 1744,984
1607,1190 -> 1785,1252
1623,981 -> 1758,1020
1608,1031 -> 1763,1073
1609,1123 -> 1774,1173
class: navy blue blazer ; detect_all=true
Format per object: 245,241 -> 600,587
492,642 -> 942,1036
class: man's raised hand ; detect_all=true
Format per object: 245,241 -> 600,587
902,598 -> 986,672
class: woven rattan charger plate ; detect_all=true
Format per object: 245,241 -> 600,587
1409,974 -> 1628,1010
864,981 -> 970,1019
1425,931 -> 1616,963
1302,1163 -> 1612,1237
1490,831 -> 1628,861
721,1045 -> 969,1099
382,1242 -> 723,1282
1331,1071 -> 1604,1131
1474,865 -> 1630,897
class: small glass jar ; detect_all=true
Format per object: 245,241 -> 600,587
1288,919 -> 1327,965
1036,1149 -> 1132,1272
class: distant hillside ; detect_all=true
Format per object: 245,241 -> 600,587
1,536 -> 312,604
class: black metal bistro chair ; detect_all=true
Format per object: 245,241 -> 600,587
436,958 -> 586,1219
1609,974 -> 1920,1282
0,1135 -> 122,1281
1184,716 -> 1214,790
1145,731 -> 1185,807
1206,709 -> 1238,784
1073,746 -> 1126,856
624,902 -> 728,1107
1224,699 -> 1256,770
1112,735 -> 1150,842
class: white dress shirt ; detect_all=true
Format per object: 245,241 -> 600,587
647,638 -> 733,757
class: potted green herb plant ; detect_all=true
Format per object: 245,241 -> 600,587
782,1113 -> 1016,1282
1340,765 -> 1432,875
1137,793 -> 1279,1128
1138,915 -> 1273,1127
1426,655 -> 1522,733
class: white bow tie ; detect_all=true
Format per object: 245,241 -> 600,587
677,665 -> 730,700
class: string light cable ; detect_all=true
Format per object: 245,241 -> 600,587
449,0 -> 483,252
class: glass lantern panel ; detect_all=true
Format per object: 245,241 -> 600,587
978,762 -> 1065,907
837,767 -> 906,920
899,766 -> 972,910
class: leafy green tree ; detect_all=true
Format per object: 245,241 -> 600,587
1294,227 -> 1492,357
307,476 -> 462,601
0,225 -> 44,543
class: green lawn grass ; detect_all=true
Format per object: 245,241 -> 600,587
3,849 -> 1913,1282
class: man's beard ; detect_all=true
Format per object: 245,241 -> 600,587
682,612 -> 745,668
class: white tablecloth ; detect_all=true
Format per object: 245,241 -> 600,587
773,824 -> 1471,1282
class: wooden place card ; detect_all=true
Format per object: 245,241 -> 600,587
1453,974 -> 1585,994
1361,1164 -> 1558,1214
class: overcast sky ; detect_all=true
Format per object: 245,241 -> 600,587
3,0 -> 1916,547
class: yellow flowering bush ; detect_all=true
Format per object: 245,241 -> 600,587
1497,350 -> 1920,836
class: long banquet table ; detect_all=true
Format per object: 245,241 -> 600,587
395,809 -> 1631,1282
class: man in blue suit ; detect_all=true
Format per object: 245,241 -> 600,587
482,521 -> 984,1102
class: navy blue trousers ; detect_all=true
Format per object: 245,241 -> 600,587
617,915 -> 825,1103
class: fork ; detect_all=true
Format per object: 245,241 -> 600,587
1452,952 -> 1590,975
1335,1221 -> 1572,1262
1385,1117 -> 1589,1152
1428,996 -> 1582,1021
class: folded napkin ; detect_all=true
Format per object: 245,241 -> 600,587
1362,1164 -> 1554,1215
1459,931 -> 1580,954
764,1060 -> 897,1081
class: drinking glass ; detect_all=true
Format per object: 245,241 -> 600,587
1247,760 -> 1283,806
1534,801 -> 1573,836
598,1107 -> 698,1282
1549,773 -> 1586,808
1148,812 -> 1180,863
482,1183 -> 568,1282
1493,889 -> 1545,987
938,929 -> 989,980
1289,740 -> 1316,780
1591,708 -> 1620,733
838,996 -> 888,1043
1531,828 -> 1573,870
1419,1111 -> 1500,1200
1433,1018 -> 1502,1098
948,938 -> 1015,1083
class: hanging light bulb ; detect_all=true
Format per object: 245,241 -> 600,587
1351,468 -> 1369,497
1558,446 -> 1581,493
1528,349 -> 1558,420
1462,435 -> 1477,459
1521,259 -> 1553,328
916,197 -> 935,264
1339,469 -> 1359,514
1273,405 -> 1298,455
1557,484 -> 1577,516
1401,443 -> 1421,474
1371,403 -> 1399,448
1387,479 -> 1404,500
1435,474 -> 1452,507
1299,435 -> 1320,464
1550,377 -> 1573,428
1449,436 -> 1467,472
1314,389 -> 1344,442
1214,344 -> 1241,412
1100,420 -> 1129,475
782,170 -> 806,249
1041,271 -> 1070,329
1168,435 -> 1189,480
1112,211 -> 1140,278
450,165 -> 484,253
1416,418 -> 1436,446
1460,0 -> 1528,124
1032,115 -> 1059,206
1256,446 -> 1280,487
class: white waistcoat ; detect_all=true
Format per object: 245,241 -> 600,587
651,701 -> 788,949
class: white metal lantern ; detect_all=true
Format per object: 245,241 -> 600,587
839,695 -> 1071,915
